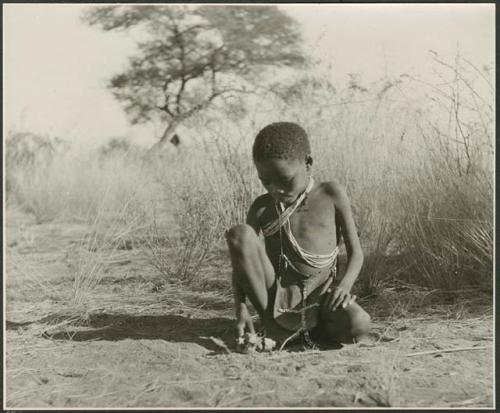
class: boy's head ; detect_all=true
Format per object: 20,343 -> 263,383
252,122 -> 313,205
252,122 -> 311,162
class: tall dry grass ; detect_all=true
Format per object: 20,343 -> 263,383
259,53 -> 493,295
395,53 -> 494,292
69,192 -> 149,311
6,134 -> 149,224
5,53 -> 493,299
139,127 -> 260,287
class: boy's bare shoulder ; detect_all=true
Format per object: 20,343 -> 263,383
318,180 -> 350,204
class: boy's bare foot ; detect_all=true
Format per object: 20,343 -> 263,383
235,333 -> 277,354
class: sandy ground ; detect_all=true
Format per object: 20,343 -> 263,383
4,212 -> 494,408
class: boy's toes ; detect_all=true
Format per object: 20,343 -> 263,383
235,333 -> 277,353
235,336 -> 246,353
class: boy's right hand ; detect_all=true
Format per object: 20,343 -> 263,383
324,286 -> 357,311
236,303 -> 255,337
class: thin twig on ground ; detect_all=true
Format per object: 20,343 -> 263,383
266,349 -> 323,360
405,345 -> 491,357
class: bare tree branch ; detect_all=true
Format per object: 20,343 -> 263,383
83,5 -> 307,149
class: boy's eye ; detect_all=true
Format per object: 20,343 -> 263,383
279,177 -> 294,187
259,177 -> 293,188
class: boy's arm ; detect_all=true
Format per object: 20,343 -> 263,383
231,197 -> 265,337
327,181 -> 364,291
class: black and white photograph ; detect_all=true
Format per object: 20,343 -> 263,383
3,3 -> 495,409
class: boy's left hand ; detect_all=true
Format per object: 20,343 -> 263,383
323,285 -> 357,311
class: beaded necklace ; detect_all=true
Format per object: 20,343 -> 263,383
262,176 -> 339,350
262,176 -> 339,269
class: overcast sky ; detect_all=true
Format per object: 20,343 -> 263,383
3,4 -> 495,147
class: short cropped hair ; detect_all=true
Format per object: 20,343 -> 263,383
253,122 -> 311,161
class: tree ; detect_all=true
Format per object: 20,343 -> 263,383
82,5 -> 307,150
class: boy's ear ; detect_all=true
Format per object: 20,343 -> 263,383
305,155 -> 313,168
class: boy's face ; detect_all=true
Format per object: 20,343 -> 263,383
255,156 -> 311,205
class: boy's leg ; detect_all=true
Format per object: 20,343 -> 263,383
225,224 -> 276,318
318,302 -> 371,344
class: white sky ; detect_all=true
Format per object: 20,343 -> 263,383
3,3 -> 495,147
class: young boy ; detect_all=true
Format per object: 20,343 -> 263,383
225,122 -> 370,351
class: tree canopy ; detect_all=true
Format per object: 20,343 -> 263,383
82,5 -> 307,146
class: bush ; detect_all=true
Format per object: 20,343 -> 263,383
5,132 -> 68,205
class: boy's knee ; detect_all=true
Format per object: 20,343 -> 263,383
320,304 -> 371,343
225,224 -> 256,250
350,306 -> 371,338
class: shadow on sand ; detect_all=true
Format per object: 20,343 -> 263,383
7,313 -> 342,353
39,313 -> 236,352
